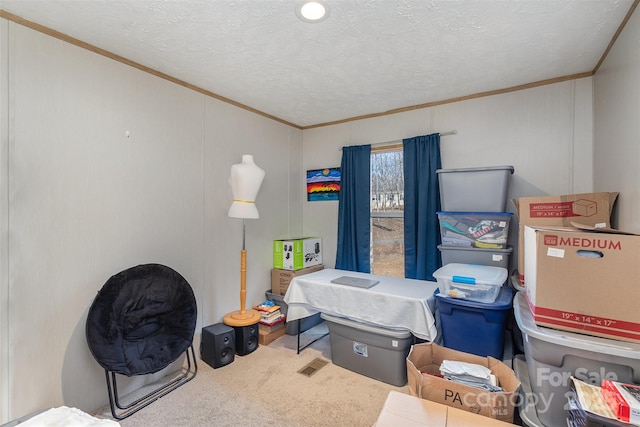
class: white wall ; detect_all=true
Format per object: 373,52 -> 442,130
594,5 -> 640,233
0,21 -> 302,421
1,17 -> 10,423
303,78 -> 595,271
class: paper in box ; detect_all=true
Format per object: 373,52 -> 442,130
524,225 -> 640,343
513,192 -> 618,286
406,342 -> 520,423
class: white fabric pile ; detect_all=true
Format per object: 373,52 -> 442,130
17,406 -> 120,427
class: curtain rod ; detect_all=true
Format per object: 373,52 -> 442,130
339,130 -> 457,151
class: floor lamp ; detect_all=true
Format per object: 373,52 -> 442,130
223,155 -> 265,327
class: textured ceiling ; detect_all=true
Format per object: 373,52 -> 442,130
0,0 -> 635,128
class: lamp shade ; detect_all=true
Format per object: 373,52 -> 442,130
228,155 -> 265,219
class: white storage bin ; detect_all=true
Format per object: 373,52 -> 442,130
514,292 -> 640,427
437,165 -> 514,212
432,263 -> 507,303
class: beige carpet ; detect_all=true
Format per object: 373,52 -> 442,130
99,324 -> 407,427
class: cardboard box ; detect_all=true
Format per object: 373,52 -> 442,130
258,318 -> 285,334
524,225 -> 640,343
273,237 -> 322,270
513,192 -> 618,286
270,264 -> 324,296
374,391 -> 514,426
406,342 -> 520,423
258,325 -> 286,346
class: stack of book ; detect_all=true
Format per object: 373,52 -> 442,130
254,300 -> 285,330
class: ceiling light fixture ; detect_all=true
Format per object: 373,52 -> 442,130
296,0 -> 330,23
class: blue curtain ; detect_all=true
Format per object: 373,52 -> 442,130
335,145 -> 371,272
403,134 -> 442,281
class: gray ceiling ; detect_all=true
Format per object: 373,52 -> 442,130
0,0 -> 636,128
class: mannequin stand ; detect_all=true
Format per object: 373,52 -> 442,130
223,310 -> 261,327
223,222 -> 261,327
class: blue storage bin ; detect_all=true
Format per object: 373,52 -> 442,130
435,285 -> 513,359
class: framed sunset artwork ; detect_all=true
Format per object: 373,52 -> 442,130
307,168 -> 340,201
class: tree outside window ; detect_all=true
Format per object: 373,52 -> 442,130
371,149 -> 404,277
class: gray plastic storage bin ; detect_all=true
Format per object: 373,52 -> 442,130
266,290 -> 323,335
437,211 -> 512,248
437,165 -> 514,212
321,313 -> 413,386
516,355 -> 603,427
438,245 -> 512,268
514,292 -> 640,427
513,355 -> 545,427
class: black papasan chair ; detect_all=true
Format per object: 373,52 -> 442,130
86,263 -> 198,420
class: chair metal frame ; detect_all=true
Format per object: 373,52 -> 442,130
105,345 -> 197,420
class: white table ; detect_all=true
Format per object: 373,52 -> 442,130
283,268 -> 439,343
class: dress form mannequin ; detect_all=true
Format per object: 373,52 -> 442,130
224,155 -> 265,327
228,155 -> 265,219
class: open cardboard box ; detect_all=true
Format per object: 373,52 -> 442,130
374,391 -> 514,426
524,224 -> 640,343
513,192 -> 618,286
406,342 -> 520,423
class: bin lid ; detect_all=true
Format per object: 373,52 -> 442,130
436,211 -> 513,217
513,292 -> 640,358
434,285 -> 513,310
436,165 -> 514,174
437,244 -> 513,254
432,263 -> 508,286
320,313 -> 412,339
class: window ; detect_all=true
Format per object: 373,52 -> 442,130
371,148 -> 404,277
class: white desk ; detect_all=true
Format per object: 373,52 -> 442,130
283,268 -> 439,341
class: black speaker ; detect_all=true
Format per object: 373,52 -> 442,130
233,323 -> 259,356
200,323 -> 235,368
